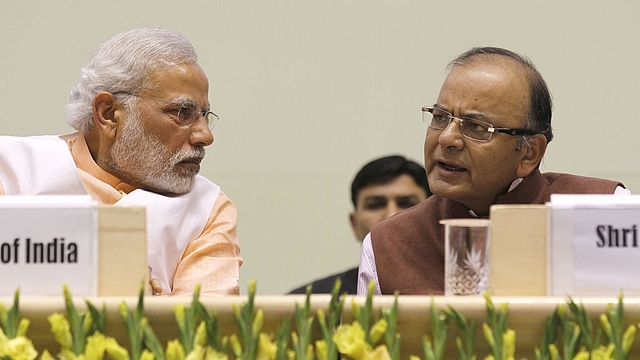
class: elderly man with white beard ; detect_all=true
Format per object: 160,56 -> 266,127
0,28 -> 242,296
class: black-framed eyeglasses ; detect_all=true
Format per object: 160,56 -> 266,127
113,91 -> 219,131
422,106 -> 536,142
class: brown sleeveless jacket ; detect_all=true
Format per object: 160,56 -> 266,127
370,170 -> 624,295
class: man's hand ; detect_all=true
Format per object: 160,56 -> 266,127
148,267 -> 164,295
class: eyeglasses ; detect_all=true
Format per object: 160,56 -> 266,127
113,91 -> 219,131
422,106 -> 536,142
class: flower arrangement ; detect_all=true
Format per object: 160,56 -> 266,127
0,280 -> 638,360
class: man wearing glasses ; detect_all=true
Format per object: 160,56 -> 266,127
357,47 -> 628,296
0,28 -> 241,296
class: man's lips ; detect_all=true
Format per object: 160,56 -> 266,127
437,160 -> 466,172
179,157 -> 203,170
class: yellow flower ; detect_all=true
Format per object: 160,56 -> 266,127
622,324 -> 636,355
195,321 -> 207,348
305,344 -> 314,360
84,332 -> 107,360
204,347 -> 229,360
257,332 -> 277,360
333,321 -> 372,359
40,350 -> 57,360
0,335 -> 38,360
17,318 -> 31,337
590,344 -> 614,360
105,337 -> 129,360
167,339 -> 186,360
482,323 -> 495,348
600,314 -> 612,338
140,349 -> 156,360
186,345 -> 205,360
57,348 -> 79,360
229,334 -> 242,357
571,350 -> 590,360
253,310 -> 264,337
502,329 -> 516,360
548,344 -> 560,360
286,349 -> 295,360
315,340 -> 328,360
409,356 -> 422,360
48,312 -> 73,349
369,319 -> 388,345
175,304 -> 186,326
362,345 -> 392,360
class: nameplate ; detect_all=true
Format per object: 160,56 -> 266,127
548,194 -> 640,296
0,195 -> 98,296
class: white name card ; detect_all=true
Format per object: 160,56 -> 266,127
548,194 -> 640,296
0,195 -> 98,296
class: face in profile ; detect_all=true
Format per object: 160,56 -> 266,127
102,63 -> 214,196
350,174 -> 428,242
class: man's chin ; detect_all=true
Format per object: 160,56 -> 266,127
143,177 -> 196,197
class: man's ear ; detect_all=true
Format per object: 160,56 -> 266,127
349,212 -> 357,235
516,134 -> 547,178
92,92 -> 124,139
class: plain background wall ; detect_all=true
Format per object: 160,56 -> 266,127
1,1 -> 638,295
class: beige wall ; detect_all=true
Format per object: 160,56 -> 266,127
1,1 -> 638,294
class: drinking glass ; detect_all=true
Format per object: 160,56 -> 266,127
441,219 -> 491,295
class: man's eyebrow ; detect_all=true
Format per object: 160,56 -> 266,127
433,104 -> 492,122
363,195 -> 387,201
170,96 -> 210,111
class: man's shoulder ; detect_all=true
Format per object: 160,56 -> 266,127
542,172 -> 623,191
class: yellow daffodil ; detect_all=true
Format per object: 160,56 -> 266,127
39,349 -> 56,360
590,344 -> 614,360
48,312 -> 73,350
174,304 -> 186,326
57,348 -> 80,360
0,335 -> 38,360
369,319 -> 388,345
195,321 -> 207,348
166,339 -> 186,360
600,314 -> 612,338
622,324 -> 636,354
362,345 -> 392,360
502,329 -> 516,360
185,345 -> 205,360
547,343 -> 560,360
571,349 -> 590,360
256,332 -> 277,360
482,323 -> 494,348
17,318 -> 30,337
140,349 -> 156,360
83,332 -> 107,360
104,337 -> 129,360
204,347 -> 229,360
229,334 -> 242,357
333,321 -> 372,359
315,339 -> 328,360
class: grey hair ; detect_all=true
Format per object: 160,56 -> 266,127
64,28 -> 198,133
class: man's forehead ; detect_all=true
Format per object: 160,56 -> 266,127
438,59 -> 530,122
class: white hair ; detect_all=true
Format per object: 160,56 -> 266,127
64,28 -> 198,132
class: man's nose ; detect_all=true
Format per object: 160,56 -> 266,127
438,118 -> 465,147
384,203 -> 401,218
190,118 -> 214,146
